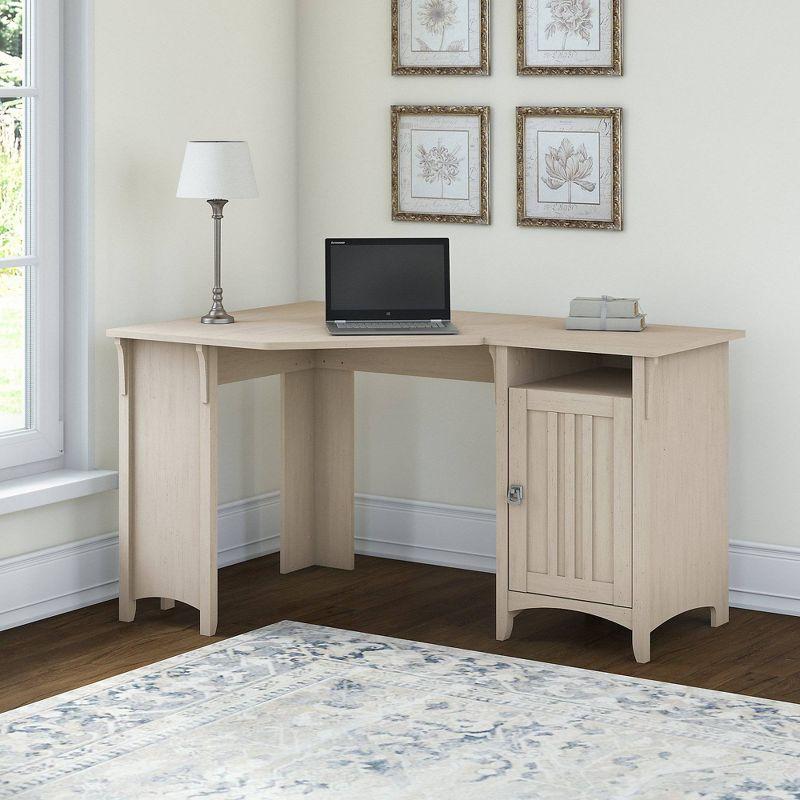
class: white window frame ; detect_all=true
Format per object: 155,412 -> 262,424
0,0 -> 62,472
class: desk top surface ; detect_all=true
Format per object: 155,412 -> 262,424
107,301 -> 745,359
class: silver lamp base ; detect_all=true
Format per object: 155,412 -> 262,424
201,302 -> 235,325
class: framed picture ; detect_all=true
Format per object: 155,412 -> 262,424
517,0 -> 622,76
392,0 -> 490,76
392,105 -> 490,225
517,107 -> 622,230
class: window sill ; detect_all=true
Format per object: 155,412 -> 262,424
0,469 -> 119,516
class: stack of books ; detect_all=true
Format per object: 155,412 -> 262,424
565,297 -> 646,332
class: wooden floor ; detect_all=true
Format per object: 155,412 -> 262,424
3,553 -> 800,714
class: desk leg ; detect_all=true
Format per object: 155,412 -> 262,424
116,339 -> 136,623
710,603 -> 729,628
281,368 -> 354,573
490,347 -> 516,641
116,339 -> 219,635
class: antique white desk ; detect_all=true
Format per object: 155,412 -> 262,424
108,302 -> 744,662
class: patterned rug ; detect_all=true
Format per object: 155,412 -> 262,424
2,621 -> 799,799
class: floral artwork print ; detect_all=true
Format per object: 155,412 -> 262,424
417,139 -> 463,199
541,137 -> 595,203
394,106 -> 487,223
544,0 -> 593,49
519,107 -> 620,228
519,0 -> 620,75
415,0 -> 465,52
394,0 -> 487,75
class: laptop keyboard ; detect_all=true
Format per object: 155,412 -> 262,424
335,321 -> 446,330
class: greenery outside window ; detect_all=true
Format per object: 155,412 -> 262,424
0,0 -> 62,471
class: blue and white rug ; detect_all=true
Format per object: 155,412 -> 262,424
2,621 -> 799,798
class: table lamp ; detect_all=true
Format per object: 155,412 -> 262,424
177,140 -> 258,324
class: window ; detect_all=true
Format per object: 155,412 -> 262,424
0,0 -> 61,472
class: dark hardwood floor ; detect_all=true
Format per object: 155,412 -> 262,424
2,553 -> 800,713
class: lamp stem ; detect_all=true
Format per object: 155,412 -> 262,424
201,199 -> 234,324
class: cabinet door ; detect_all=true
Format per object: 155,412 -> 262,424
508,388 -> 632,607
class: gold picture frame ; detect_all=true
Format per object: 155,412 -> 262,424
517,0 -> 622,76
392,105 -> 490,225
517,106 -> 622,230
392,0 -> 490,76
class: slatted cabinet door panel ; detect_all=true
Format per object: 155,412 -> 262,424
509,387 -> 632,607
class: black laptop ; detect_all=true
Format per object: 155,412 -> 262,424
325,238 -> 458,335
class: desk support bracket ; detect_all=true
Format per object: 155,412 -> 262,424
115,338 -> 129,397
196,345 -> 210,405
645,357 -> 660,421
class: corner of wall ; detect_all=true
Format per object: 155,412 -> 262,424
292,0 -> 303,302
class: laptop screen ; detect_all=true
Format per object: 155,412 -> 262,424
326,238 -> 450,321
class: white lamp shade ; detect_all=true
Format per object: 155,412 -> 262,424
176,140 -> 258,200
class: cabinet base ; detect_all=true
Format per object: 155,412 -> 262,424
507,591 -> 632,628
503,592 -> 729,664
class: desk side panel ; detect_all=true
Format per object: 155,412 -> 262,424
281,368 -> 355,572
115,339 -> 134,622
632,344 -> 729,634
129,341 -> 218,618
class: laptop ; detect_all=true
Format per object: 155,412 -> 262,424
325,238 -> 459,336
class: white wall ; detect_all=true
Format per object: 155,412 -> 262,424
296,0 -> 800,545
4,1 -> 800,563
92,0 -> 298,488
0,0 -> 298,559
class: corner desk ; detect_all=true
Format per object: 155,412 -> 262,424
107,302 -> 744,662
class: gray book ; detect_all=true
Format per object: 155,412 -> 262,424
569,296 -> 640,318
566,315 -> 646,332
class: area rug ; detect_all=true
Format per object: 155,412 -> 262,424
2,621 -> 799,798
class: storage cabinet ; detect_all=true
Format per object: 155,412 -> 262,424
508,369 -> 632,608
495,350 -> 731,665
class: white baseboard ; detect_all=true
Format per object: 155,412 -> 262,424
2,493 -> 799,632
355,494 -> 496,573
217,493 -> 280,568
729,539 -> 800,616
0,492 -> 281,632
